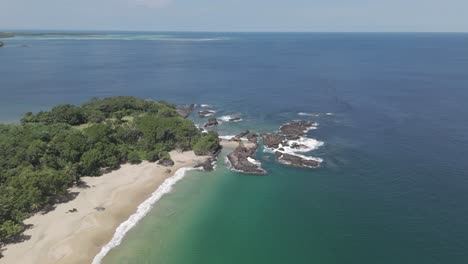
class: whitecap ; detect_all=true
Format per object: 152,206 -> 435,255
198,110 -> 216,117
283,137 -> 324,153
218,115 -> 242,122
247,157 -> 261,166
219,135 -> 236,140
263,137 -> 324,163
298,112 -> 321,117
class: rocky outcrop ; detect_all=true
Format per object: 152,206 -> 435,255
176,104 -> 195,118
279,120 -> 318,138
204,118 -> 219,128
228,116 -> 241,122
231,130 -> 250,142
198,110 -> 216,117
225,130 -> 266,175
260,133 -> 284,148
275,152 -> 320,168
158,157 -> 175,167
260,120 -> 322,169
226,143 -> 266,175
0,41 -> 4,47
195,157 -> 215,171
246,132 -> 258,144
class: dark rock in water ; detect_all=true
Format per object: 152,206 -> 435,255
280,120 -> 317,137
259,120 -> 322,169
275,152 -> 321,168
198,110 -> 216,117
0,41 -> 4,47
204,118 -> 219,128
260,133 -> 285,148
226,141 -> 266,175
195,158 -> 215,171
232,130 -> 250,142
176,104 -> 195,118
291,142 -> 303,149
229,116 -> 242,122
158,157 -> 175,167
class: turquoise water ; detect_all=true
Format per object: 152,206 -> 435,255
1,32 -> 468,263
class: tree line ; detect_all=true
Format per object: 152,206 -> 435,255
0,96 -> 220,246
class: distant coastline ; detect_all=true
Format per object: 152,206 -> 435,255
0,32 -> 15,38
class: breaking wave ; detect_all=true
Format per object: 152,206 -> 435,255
218,115 -> 242,122
92,167 -> 199,264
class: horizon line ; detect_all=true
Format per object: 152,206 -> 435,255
1,29 -> 468,34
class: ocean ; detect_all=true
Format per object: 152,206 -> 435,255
1,32 -> 468,263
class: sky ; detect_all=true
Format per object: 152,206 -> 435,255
1,0 -> 468,32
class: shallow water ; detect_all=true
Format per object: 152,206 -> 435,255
1,32 -> 468,263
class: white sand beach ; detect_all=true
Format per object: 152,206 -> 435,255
0,151 -> 208,264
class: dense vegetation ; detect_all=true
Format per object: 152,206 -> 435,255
0,96 -> 220,246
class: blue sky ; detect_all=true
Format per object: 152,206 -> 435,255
2,0 -> 467,32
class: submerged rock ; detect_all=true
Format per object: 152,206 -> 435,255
204,118 -> 219,128
275,152 -> 321,168
176,104 -> 195,118
229,116 -> 242,122
0,41 -> 4,47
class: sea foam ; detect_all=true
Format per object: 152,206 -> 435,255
219,135 -> 236,140
282,137 -> 324,153
263,137 -> 324,163
218,115 -> 243,122
298,112 -> 321,117
247,157 -> 262,166
92,167 -> 198,264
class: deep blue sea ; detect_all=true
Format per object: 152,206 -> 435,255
1,32 -> 468,263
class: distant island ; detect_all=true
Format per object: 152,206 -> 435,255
0,32 -> 15,47
0,96 -> 220,255
0,32 -> 15,38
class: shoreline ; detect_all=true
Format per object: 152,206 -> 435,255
0,151 -> 209,264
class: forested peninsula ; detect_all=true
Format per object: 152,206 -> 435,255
0,97 -> 220,246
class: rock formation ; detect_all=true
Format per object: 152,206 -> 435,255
176,104 -> 195,118
204,118 -> 219,128
260,120 -> 322,169
158,157 -> 175,167
225,131 -> 266,175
